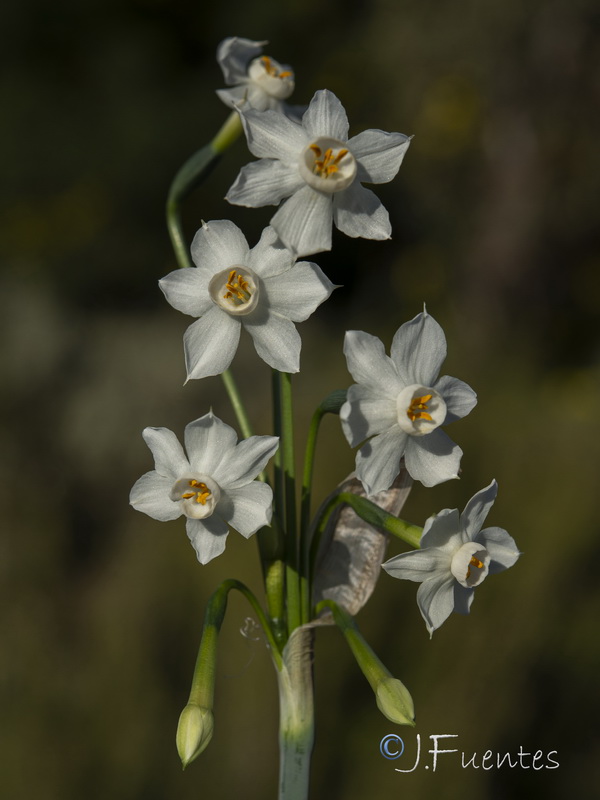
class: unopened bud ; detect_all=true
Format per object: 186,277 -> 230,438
176,703 -> 214,768
376,677 -> 415,727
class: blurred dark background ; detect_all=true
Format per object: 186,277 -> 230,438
2,1 -> 600,798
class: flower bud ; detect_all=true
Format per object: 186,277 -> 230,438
376,677 -> 415,727
176,703 -> 214,768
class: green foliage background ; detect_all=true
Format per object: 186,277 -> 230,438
2,1 -> 600,798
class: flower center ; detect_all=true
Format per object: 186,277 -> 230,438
298,137 -> 357,194
247,55 -> 295,100
209,266 -> 260,316
170,475 -> 221,520
181,479 -> 211,505
396,384 -> 447,436
451,542 -> 490,588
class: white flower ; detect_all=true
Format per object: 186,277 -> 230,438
129,412 -> 279,564
159,221 -> 335,380
340,310 -> 477,492
226,89 -> 411,257
382,481 -> 520,635
216,37 -> 297,113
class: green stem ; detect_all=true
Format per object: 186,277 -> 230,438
220,368 -> 254,440
315,600 -> 386,688
166,110 -> 242,271
272,370 -> 286,524
279,372 -> 300,635
315,600 -> 414,726
222,365 -> 286,636
265,370 -> 287,643
190,580 -> 282,702
298,390 -> 347,623
299,406 -> 324,623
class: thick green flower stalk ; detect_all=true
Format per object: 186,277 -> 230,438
129,34 -> 521,800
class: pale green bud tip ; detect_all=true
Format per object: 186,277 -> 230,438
376,678 -> 415,727
176,704 -> 214,768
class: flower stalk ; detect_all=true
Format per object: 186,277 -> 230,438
166,111 -> 242,271
178,578 -> 283,768
299,390 -> 348,622
316,600 -> 414,726
277,371 -> 301,635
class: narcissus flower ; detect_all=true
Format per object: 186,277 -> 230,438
226,89 -> 411,257
159,221 -> 335,380
216,37 -> 297,113
340,310 -> 477,492
129,412 -> 278,564
382,481 -> 520,635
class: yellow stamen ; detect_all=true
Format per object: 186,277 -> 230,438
309,144 -> 349,178
260,56 -> 291,80
261,56 -> 275,75
466,556 -> 484,580
182,480 -> 211,506
406,394 -> 433,422
223,269 -> 252,305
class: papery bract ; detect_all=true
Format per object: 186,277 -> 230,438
226,89 -> 411,257
382,481 -> 520,635
129,412 -> 279,564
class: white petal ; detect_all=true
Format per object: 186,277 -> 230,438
404,429 -> 462,487
434,375 -> 478,423
355,426 -> 407,495
213,435 -> 279,490
190,220 -> 249,275
226,160 -> 304,208
240,107 -> 307,160
476,526 -> 520,573
302,90 -> 349,141
217,37 -> 266,84
453,584 -> 475,615
348,129 -> 411,184
271,185 -> 333,257
244,308 -> 301,372
129,471 -> 182,521
218,482 -> 274,537
246,226 -> 296,279
416,574 -> 456,635
159,267 -> 212,318
340,384 -> 398,446
333,183 -> 391,240
262,262 -> 335,321
142,427 -> 189,478
184,307 -> 241,381
461,480 -> 498,540
419,507 -> 462,551
216,85 -> 251,109
184,412 -> 239,476
390,311 -> 447,386
382,547 -> 451,583
244,83 -> 276,112
343,330 -> 402,394
186,517 -> 229,564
